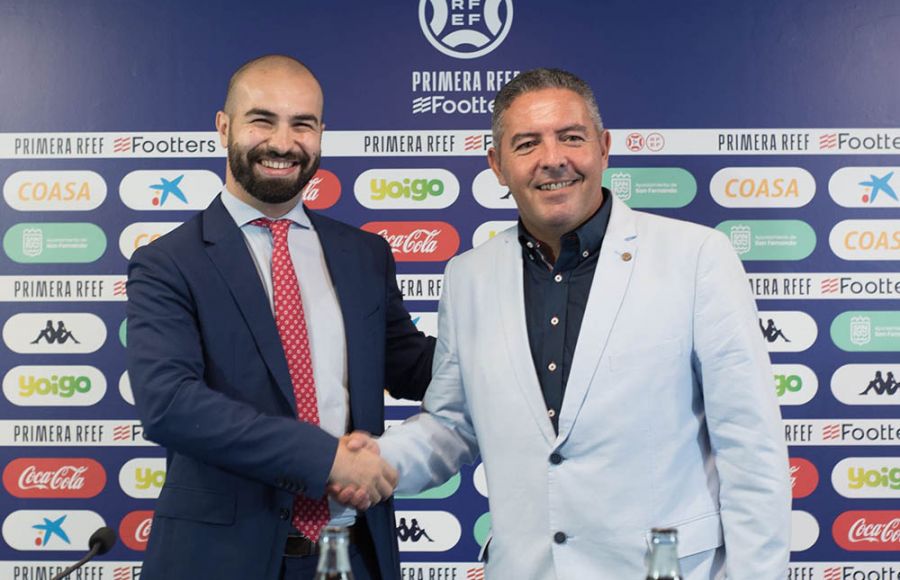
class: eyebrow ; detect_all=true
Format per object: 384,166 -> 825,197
244,108 -> 320,125
509,124 -> 590,145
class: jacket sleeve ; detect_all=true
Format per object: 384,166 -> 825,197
692,230 -> 792,578
126,243 -> 338,497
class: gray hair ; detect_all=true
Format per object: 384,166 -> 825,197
491,68 -> 603,147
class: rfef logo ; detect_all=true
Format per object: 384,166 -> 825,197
833,458 -> 900,498
3,458 -> 106,498
355,169 -> 459,209
119,510 -> 154,551
3,313 -> 107,354
833,511 -> 900,551
830,220 -> 900,260
361,222 -> 459,261
3,365 -> 106,406
1,510 -> 106,551
3,170 -> 107,211
302,169 -> 341,210
119,458 -> 166,499
119,170 -> 221,210
419,0 -> 513,59
710,167 -> 815,208
789,458 -> 818,499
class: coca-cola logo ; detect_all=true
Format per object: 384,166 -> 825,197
301,169 -> 341,210
3,458 -> 106,498
789,457 -> 819,499
119,510 -> 154,551
362,221 -> 459,262
834,511 -> 900,551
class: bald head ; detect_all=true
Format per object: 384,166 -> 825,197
223,54 -> 322,116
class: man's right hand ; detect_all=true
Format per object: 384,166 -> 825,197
328,433 -> 397,510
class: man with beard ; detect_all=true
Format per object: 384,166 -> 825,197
126,55 -> 435,580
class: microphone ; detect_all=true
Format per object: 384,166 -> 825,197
50,526 -> 117,580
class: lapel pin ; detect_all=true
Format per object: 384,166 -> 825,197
621,252 -> 632,262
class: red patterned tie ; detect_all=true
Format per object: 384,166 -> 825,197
251,218 -> 330,541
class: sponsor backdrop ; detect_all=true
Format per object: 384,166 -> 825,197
1,0 -> 899,577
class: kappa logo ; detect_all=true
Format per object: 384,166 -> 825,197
394,510 -> 461,552
832,365 -> 900,406
419,0 -> 513,59
3,313 -> 107,354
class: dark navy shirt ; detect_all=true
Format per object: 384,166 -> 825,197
518,189 -> 613,432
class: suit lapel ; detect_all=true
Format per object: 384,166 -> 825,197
495,230 -> 557,446
557,196 -> 638,442
201,195 -> 297,414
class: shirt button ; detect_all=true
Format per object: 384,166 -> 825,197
548,362 -> 557,372
582,250 -> 589,258
527,241 -> 534,248
279,508 -> 290,520
550,452 -> 563,465
550,316 -> 559,326
554,274 -> 563,283
554,531 -> 567,544
547,408 -> 556,418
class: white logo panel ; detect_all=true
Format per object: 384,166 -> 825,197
832,457 -> 900,498
119,458 -> 166,499
118,222 -> 181,259
119,170 -> 221,210
830,220 -> 900,261
773,364 -> 818,406
354,169 -> 459,209
790,510 -> 819,552
471,169 -> 515,208
758,310 -> 817,352
710,167 -> 815,208
395,510 -> 461,552
472,221 -> 516,248
4,171 -> 107,211
3,366 -> 106,407
3,313 -> 107,354
2,510 -> 106,551
829,167 -> 900,207
832,364 -> 900,405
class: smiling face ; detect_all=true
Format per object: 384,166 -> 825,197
216,59 -> 323,216
488,88 -> 610,244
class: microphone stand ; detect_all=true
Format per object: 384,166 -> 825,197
49,542 -> 101,580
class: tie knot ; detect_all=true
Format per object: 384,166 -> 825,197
250,218 -> 293,239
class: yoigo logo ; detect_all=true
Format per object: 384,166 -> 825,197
3,366 -> 106,406
833,458 -> 900,498
419,0 -> 513,59
773,364 -> 817,405
119,458 -> 166,499
355,169 -> 459,209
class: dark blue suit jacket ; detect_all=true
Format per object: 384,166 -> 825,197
126,195 -> 434,580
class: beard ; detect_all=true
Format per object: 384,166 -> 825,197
227,139 -> 320,205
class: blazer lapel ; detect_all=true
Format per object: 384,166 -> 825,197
495,230 -> 557,446
201,195 -> 297,414
557,196 -> 638,442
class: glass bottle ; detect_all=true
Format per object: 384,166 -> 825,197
646,527 -> 682,580
314,526 -> 354,580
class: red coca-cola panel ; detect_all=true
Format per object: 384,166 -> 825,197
361,221 -> 460,262
120,510 -> 154,552
302,169 -> 341,210
833,510 -> 900,551
789,457 -> 818,499
3,458 -> 106,498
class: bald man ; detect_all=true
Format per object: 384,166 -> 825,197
127,55 -> 435,580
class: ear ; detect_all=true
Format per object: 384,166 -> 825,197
599,129 -> 611,163
215,111 -> 230,148
487,147 -> 507,187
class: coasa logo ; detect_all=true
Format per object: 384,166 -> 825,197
710,167 -> 815,208
119,458 -> 166,499
832,364 -> 900,406
3,458 -> 106,499
119,510 -> 153,551
789,458 -> 818,499
3,171 -> 107,211
419,0 -> 513,59
3,313 -> 107,354
773,364 -> 817,406
1,510 -> 106,551
716,220 -> 816,261
829,167 -> 899,207
758,311 -> 817,353
3,365 -> 106,406
361,221 -> 459,261
791,510 -> 819,552
119,170 -> 221,210
3,223 -> 106,264
118,222 -> 181,259
471,168 -> 514,209
602,167 -> 697,208
354,169 -> 459,209
395,510 -> 461,552
302,169 -> 341,210
834,511 -> 900,551
472,220 -> 516,248
833,458 -> 900,498
830,220 -> 900,260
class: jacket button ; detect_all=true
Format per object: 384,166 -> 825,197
549,452 -> 563,465
279,508 -> 290,520
553,531 -> 567,544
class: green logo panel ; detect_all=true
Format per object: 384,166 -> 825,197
395,473 -> 461,500
602,168 -> 696,208
832,311 -> 900,352
715,220 -> 816,261
4,222 -> 106,263
473,512 -> 491,546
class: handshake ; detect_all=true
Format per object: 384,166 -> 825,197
326,431 -> 394,510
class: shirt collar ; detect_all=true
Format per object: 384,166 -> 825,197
221,187 -> 313,230
517,186 -> 613,269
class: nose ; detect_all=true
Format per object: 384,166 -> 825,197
267,123 -> 295,154
539,140 -> 567,171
